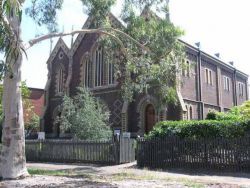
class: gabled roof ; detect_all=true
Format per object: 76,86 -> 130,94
71,13 -> 125,55
108,12 -> 126,29
71,16 -> 93,54
47,38 -> 70,65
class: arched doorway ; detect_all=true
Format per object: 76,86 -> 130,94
145,104 -> 156,134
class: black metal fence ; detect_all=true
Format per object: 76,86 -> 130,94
26,137 -> 136,165
137,136 -> 250,172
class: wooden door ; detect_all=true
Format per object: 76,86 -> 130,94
145,104 -> 156,134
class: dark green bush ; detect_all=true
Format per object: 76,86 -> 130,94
206,111 -> 217,120
146,119 -> 250,139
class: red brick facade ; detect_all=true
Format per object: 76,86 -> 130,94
23,88 -> 44,124
42,16 -> 249,138
180,41 -> 248,119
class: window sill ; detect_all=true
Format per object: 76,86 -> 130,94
204,83 -> 214,87
90,83 -> 118,91
55,92 -> 64,97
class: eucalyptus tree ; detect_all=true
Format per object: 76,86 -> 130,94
0,0 -> 183,179
119,0 -> 184,107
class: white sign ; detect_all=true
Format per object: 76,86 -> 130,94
114,129 -> 121,136
38,132 -> 45,140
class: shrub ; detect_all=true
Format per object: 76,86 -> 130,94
236,100 -> 250,119
206,111 -> 241,121
25,113 -> 40,139
146,119 -> 250,139
56,87 -> 112,140
25,114 -> 40,132
206,101 -> 250,121
206,111 -> 217,120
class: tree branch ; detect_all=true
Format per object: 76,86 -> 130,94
105,27 -> 150,52
25,27 -> 150,55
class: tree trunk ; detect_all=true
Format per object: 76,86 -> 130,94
0,10 -> 28,179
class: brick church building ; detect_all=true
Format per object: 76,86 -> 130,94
41,14 -> 249,138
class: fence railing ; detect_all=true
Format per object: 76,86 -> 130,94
137,136 -> 250,172
26,138 -> 135,165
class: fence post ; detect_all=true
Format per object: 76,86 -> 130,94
39,140 -> 42,161
113,135 -> 120,165
204,138 -> 208,169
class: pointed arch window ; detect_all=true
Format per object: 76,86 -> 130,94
185,104 -> 193,120
94,46 -> 104,87
81,54 -> 91,88
93,44 -> 116,87
56,65 -> 65,95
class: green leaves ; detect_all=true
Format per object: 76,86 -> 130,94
117,6 -> 185,106
0,60 -> 6,81
2,0 -> 23,21
25,0 -> 64,32
146,119 -> 250,139
0,0 -> 25,80
25,114 -> 40,132
57,88 -> 112,140
80,0 -> 116,27
18,9 -> 22,22
206,101 -> 250,121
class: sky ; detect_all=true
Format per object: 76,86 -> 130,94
19,0 -> 250,89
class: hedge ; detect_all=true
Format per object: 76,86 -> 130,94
146,119 -> 250,139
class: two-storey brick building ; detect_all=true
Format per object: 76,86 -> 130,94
41,15 -> 248,138
180,40 -> 248,121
